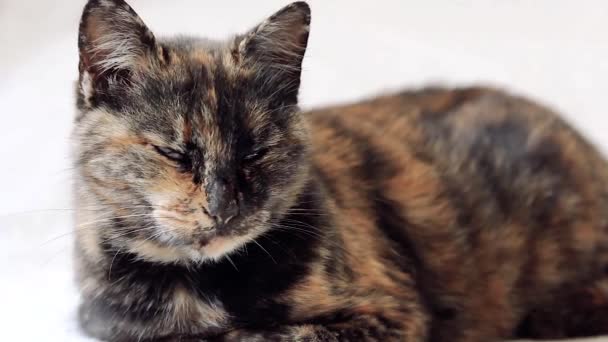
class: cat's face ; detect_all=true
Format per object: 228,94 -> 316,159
73,0 -> 311,263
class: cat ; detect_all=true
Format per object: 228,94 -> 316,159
73,0 -> 608,341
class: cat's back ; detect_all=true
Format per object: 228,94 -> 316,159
306,86 -> 608,319
307,85 -> 608,235
307,86 -> 572,158
306,86 -> 608,210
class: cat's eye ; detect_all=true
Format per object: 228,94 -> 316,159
243,147 -> 269,163
153,145 -> 185,162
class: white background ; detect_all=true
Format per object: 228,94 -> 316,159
1,0 -> 607,341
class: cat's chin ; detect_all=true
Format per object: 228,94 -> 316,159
124,233 -> 256,264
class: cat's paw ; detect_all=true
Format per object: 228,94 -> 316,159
218,325 -> 338,342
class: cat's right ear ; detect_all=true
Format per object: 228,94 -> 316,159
78,0 -> 159,106
232,2 -> 311,106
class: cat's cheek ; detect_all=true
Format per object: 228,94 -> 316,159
148,219 -> 182,244
144,176 -> 211,216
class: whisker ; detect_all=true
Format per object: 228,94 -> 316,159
108,247 -> 123,281
257,234 -> 296,260
0,205 -> 162,220
39,211 -> 188,249
74,213 -> 160,229
269,223 -> 355,259
251,239 -> 277,264
280,218 -> 326,234
225,254 -> 239,272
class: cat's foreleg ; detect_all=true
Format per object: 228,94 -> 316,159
213,313 -> 428,342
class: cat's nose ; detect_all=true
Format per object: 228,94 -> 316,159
205,178 -> 239,225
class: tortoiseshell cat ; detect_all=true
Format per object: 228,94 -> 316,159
73,1 -> 608,341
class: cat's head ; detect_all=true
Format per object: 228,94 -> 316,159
73,0 -> 311,264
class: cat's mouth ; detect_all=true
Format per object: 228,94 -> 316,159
123,216 -> 263,264
124,209 -> 271,264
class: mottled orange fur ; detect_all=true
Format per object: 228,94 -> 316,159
74,1 -> 608,341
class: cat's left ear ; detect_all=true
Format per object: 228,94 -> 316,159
234,2 -> 311,105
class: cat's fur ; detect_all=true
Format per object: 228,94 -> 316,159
73,1 -> 608,341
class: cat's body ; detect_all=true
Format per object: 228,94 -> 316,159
73,1 -> 608,341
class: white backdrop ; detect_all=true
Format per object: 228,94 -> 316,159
1,1 -> 607,341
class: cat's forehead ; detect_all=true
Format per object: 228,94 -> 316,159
159,36 -> 225,55
118,50 -> 274,156
123,43 -> 246,134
